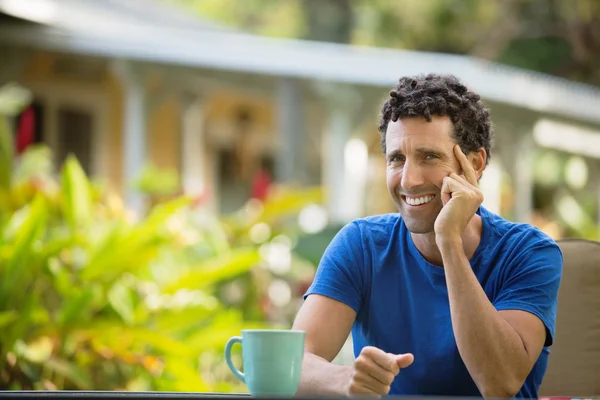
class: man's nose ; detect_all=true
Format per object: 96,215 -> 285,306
401,160 -> 425,190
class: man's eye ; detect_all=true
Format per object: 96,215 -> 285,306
424,154 -> 438,160
391,156 -> 404,163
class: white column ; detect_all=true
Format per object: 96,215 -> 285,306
493,107 -> 537,223
181,93 -> 205,196
324,104 -> 350,224
479,159 -> 503,215
343,137 -> 369,221
596,162 -> 600,240
513,131 -> 535,223
113,60 -> 147,214
276,78 -> 305,184
320,85 -> 366,225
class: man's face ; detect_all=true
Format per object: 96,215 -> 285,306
385,116 -> 461,234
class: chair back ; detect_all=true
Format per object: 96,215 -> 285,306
539,238 -> 600,397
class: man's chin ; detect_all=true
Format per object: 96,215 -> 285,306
397,210 -> 436,234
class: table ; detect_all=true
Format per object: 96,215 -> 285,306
0,393 -> 488,400
0,392 -> 249,399
1,392 -> 587,400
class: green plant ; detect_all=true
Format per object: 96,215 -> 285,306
0,150 -> 266,391
0,83 -> 323,392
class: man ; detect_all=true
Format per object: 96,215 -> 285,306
292,74 -> 563,398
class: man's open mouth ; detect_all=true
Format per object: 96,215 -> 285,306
402,195 -> 435,206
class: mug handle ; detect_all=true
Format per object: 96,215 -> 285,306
225,336 -> 245,383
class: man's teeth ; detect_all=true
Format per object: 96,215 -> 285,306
405,195 -> 434,206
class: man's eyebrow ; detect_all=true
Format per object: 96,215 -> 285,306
415,147 -> 447,156
386,149 -> 403,160
386,147 -> 448,160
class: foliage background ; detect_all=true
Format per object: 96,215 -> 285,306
167,0 -> 600,87
0,83 -> 321,391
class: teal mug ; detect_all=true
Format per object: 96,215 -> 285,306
225,329 -> 306,397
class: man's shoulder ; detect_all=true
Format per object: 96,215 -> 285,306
480,207 -> 560,253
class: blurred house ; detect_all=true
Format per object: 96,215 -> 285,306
1,0 -> 600,232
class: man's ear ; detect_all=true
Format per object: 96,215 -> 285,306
469,148 -> 487,181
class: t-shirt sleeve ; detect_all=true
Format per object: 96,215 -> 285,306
493,237 -> 563,347
303,220 -> 365,314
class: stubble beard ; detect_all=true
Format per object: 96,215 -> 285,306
395,197 -> 443,234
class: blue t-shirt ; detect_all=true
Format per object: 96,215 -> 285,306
304,206 -> 563,398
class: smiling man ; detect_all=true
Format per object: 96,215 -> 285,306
292,74 -> 563,398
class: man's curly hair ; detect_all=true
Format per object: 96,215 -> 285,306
378,73 -> 493,165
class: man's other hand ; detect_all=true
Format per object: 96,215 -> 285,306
347,346 -> 414,396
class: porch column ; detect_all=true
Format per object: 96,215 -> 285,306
596,180 -> 600,240
595,161 -> 600,240
320,84 -> 366,225
513,131 -> 535,223
113,60 -> 147,214
181,93 -> 205,195
493,106 -> 537,223
276,78 -> 306,184
479,159 -> 503,215
180,92 -> 215,212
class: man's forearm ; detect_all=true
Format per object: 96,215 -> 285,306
438,237 -> 530,398
296,352 -> 353,397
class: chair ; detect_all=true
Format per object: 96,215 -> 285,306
538,238 -> 600,397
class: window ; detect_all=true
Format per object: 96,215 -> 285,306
56,107 -> 93,175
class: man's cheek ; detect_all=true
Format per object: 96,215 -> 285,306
439,165 -> 459,178
434,171 -> 450,187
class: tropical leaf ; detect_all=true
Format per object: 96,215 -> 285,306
161,356 -> 211,392
61,155 -> 92,230
0,195 -> 46,308
56,286 -> 98,327
183,309 -> 265,354
107,282 -> 135,325
81,233 -> 164,283
259,186 -> 323,224
38,234 -> 81,262
151,305 -> 220,334
81,196 -> 192,282
163,247 -> 261,293
140,196 -> 193,234
88,326 -> 191,359
1,293 -> 42,355
185,323 -> 262,355
43,357 -> 93,389
0,310 -> 18,328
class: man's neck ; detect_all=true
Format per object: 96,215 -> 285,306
410,215 -> 483,267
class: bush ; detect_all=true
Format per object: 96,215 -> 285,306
0,84 -> 321,392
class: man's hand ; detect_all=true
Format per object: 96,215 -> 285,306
347,346 -> 414,397
434,145 -> 484,240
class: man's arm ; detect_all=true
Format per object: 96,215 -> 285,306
292,294 -> 356,396
434,146 -> 549,398
438,237 -> 546,399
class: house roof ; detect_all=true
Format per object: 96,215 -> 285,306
1,0 -> 600,126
